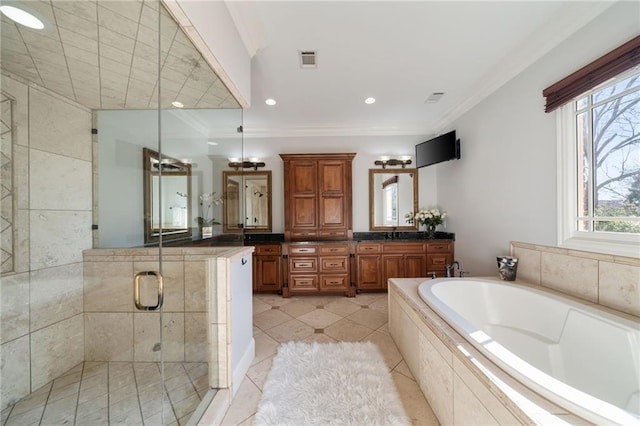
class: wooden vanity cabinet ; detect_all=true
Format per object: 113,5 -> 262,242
355,241 -> 454,291
252,244 -> 282,293
283,243 -> 354,297
426,241 -> 454,277
281,153 -> 355,241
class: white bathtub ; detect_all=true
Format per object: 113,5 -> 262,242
418,278 -> 640,426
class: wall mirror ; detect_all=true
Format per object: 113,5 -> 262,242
143,148 -> 192,244
369,168 -> 418,230
223,170 -> 272,232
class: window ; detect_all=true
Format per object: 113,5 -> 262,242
557,67 -> 640,256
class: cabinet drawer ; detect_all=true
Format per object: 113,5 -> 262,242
427,253 -> 453,270
289,246 -> 317,255
382,242 -> 426,253
319,274 -> 349,290
290,257 -> 317,272
291,231 -> 318,239
255,244 -> 281,255
357,243 -> 380,253
318,230 -> 347,239
427,242 -> 453,253
320,256 -> 349,273
319,245 -> 349,255
290,275 -> 318,291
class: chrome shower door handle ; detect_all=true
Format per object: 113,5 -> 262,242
134,271 -> 164,311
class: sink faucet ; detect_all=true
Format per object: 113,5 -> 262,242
445,261 -> 460,277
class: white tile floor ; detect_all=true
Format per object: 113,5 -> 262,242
1,362 -> 208,426
220,293 -> 440,425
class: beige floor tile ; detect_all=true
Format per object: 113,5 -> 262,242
251,332 -> 279,366
278,299 -> 316,317
302,333 -> 337,343
377,322 -> 391,335
393,360 -> 415,380
323,298 -> 361,317
221,377 -> 262,426
238,414 -> 255,425
323,318 -> 376,342
291,295 -> 340,306
253,309 -> 292,331
246,356 -> 275,391
363,330 -> 404,370
369,296 -> 390,313
296,309 -> 342,328
264,318 -> 315,342
172,392 -> 200,419
254,294 -> 292,307
351,293 -> 387,306
392,371 -> 439,425
346,307 -> 388,329
252,298 -> 271,315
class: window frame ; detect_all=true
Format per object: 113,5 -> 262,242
557,70 -> 640,258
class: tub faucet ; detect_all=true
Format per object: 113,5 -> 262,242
446,261 -> 460,277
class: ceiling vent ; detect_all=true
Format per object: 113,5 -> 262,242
425,92 -> 445,103
299,50 -> 317,68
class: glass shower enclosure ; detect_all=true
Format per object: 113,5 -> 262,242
0,0 -> 242,424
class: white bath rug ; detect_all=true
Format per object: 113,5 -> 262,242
254,341 -> 410,426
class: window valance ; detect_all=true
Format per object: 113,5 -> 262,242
543,35 -> 640,113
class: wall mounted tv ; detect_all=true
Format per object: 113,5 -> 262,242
415,130 -> 460,168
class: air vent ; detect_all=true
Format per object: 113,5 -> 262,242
299,50 -> 317,68
425,92 -> 445,103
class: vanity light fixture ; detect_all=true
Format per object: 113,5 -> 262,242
265,98 -> 277,106
171,101 -> 184,108
228,158 -> 266,171
0,5 -> 44,29
374,156 -> 412,168
364,97 -> 376,104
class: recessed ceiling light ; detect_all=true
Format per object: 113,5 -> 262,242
207,141 -> 218,146
171,101 -> 184,108
364,97 -> 376,105
265,98 -> 276,106
0,5 -> 44,29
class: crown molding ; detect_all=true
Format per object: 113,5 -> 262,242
432,1 -> 616,133
242,125 -> 431,138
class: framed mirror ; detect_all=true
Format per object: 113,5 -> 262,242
369,168 -> 418,230
223,170 -> 272,232
143,148 -> 192,244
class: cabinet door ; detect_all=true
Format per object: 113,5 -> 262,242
318,160 -> 349,232
357,255 -> 382,289
405,254 -> 427,278
289,161 -> 318,232
255,255 -> 281,292
381,255 -> 404,288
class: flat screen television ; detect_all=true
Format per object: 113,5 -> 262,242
415,130 -> 460,168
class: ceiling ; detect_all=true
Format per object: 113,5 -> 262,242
231,1 -> 614,138
0,0 -> 238,110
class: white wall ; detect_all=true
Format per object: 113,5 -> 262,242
437,2 -> 640,276
244,135 -> 438,233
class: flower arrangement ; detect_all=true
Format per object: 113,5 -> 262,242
195,192 -> 222,227
405,208 -> 447,229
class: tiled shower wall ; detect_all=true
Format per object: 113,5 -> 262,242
511,241 -> 640,318
82,249 -> 209,364
0,73 -> 93,410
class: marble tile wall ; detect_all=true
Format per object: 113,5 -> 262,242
511,241 -> 640,318
0,74 -> 92,410
83,248 -> 212,364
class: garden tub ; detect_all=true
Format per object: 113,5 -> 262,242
418,278 -> 640,425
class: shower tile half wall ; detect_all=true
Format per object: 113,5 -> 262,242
83,249 -> 210,363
